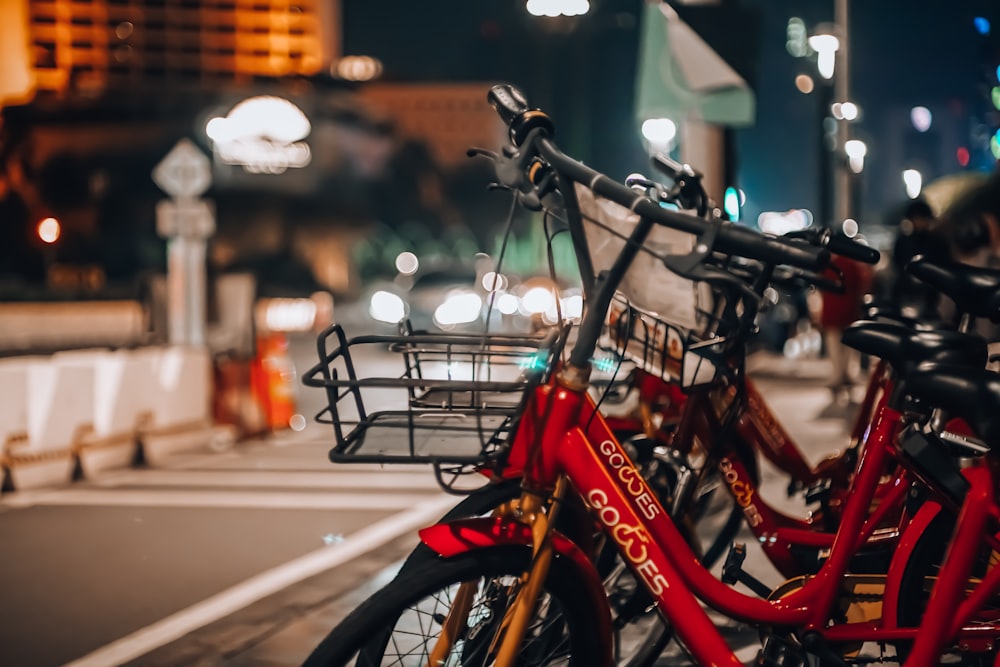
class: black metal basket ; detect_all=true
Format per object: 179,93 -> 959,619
302,324 -> 563,467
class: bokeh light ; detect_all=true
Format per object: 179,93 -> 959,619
37,217 -> 61,244
910,106 -> 932,133
394,251 -> 419,275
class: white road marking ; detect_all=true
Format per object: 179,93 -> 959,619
62,493 -> 460,667
1,488 -> 449,510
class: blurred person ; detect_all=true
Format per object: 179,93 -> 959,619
890,198 -> 948,320
938,172 -> 1000,342
818,252 -> 873,404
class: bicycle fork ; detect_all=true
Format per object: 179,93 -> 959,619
425,479 -> 567,667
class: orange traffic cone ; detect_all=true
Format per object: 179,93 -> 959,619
251,332 -> 299,432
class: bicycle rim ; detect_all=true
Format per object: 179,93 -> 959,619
302,546 -> 603,666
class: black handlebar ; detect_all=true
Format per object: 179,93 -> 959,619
826,231 -> 881,264
784,227 -> 880,265
487,84 -> 828,273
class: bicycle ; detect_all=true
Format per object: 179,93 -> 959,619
301,85 -> 1000,667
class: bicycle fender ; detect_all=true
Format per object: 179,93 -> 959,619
419,517 -> 616,664
419,517 -> 594,568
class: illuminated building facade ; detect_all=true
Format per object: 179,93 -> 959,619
17,0 -> 336,98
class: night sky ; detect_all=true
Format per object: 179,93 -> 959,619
342,0 -> 1000,230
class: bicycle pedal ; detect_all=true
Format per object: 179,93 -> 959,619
721,542 -> 747,585
803,479 -> 831,505
722,542 -> 774,598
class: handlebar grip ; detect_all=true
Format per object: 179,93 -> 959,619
826,232 -> 881,264
488,84 -> 530,126
488,84 -> 555,146
716,224 -> 828,271
650,152 -> 701,182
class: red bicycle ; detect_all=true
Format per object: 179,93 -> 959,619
301,86 -> 1000,667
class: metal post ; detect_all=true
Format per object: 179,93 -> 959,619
152,139 -> 215,348
833,0 -> 850,227
818,79 -> 834,228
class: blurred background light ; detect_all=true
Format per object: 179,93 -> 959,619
433,292 -> 483,327
757,209 -> 813,235
481,271 -> 508,291
785,17 -> 809,57
794,74 -> 815,94
256,297 -> 318,333
641,117 -> 677,146
333,55 -> 383,81
974,17 -> 991,35
394,251 -> 419,275
519,286 -> 555,315
807,33 -> 839,79
723,186 -> 742,221
526,0 -> 590,17
496,293 -> 520,315
902,169 -> 923,199
910,106 -> 932,132
369,290 -> 406,323
37,217 -> 61,244
845,139 -> 867,173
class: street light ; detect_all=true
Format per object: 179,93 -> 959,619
845,139 -> 867,173
36,216 -> 61,244
807,32 -> 840,80
641,117 -> 678,153
525,0 -> 590,17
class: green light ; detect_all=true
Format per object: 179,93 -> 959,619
993,87 -> 1000,111
592,355 -> 619,373
724,186 -> 741,221
518,353 -> 547,372
991,134 -> 1000,160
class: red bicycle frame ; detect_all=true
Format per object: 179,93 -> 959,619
421,375 -> 1000,667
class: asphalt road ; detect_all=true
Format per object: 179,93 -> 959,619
0,304 -> 857,666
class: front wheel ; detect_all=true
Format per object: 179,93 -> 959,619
302,546 -> 605,666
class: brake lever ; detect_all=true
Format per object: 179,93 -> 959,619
467,135 -> 547,210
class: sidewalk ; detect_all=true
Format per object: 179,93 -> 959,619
139,350 -> 857,666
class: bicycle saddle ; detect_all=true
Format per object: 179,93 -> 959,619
842,320 -> 987,373
862,303 -> 937,331
907,255 -> 1000,322
904,362 -> 1000,446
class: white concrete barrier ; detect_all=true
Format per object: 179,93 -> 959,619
140,345 -> 231,465
0,343 -> 232,489
6,350 -> 100,490
0,356 -> 41,491
74,348 -> 159,478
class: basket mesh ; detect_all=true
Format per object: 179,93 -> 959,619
302,325 -> 562,466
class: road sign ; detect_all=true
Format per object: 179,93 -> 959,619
153,138 -> 212,199
156,198 -> 215,239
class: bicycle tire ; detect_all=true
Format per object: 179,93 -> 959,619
301,546 -> 603,666
397,479 -> 674,667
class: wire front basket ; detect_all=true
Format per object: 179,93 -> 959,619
302,324 -> 563,469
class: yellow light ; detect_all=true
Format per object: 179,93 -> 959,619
37,217 -> 60,244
